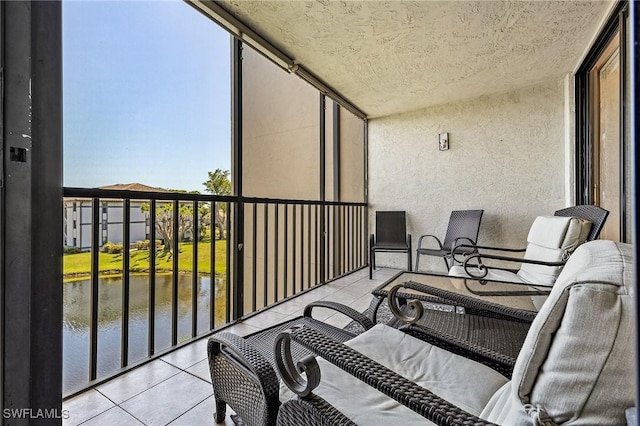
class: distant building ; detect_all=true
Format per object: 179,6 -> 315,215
63,183 -> 169,250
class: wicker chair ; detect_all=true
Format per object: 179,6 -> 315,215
275,241 -> 634,425
207,301 -> 374,426
415,209 -> 484,271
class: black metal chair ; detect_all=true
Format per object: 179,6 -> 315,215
369,211 -> 411,279
415,209 -> 484,271
553,204 -> 609,241
448,206 -> 607,290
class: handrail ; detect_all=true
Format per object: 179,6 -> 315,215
63,186 -> 366,206
61,186 -> 368,394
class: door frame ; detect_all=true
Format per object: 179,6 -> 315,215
575,1 -> 630,241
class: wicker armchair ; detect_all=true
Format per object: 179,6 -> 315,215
275,241 -> 634,426
207,300 -> 374,426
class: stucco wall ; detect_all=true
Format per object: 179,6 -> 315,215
368,79 -> 567,273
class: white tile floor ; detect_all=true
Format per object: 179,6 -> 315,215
62,267 -> 400,426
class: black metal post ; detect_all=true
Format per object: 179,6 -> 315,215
274,204 -> 279,302
226,202 -> 232,323
300,204 -> 305,290
307,204 -> 312,289
210,201 -> 216,330
364,120 -> 369,267
284,205 -> 289,297
252,203 -> 257,312
121,199 -> 131,367
148,200 -> 157,356
171,201 -> 179,346
192,201 -> 199,337
333,103 -> 340,201
263,203 -> 269,307
231,38 -> 244,320
89,198 -> 100,381
315,205 -> 319,285
319,95 -> 327,285
292,205 -> 297,294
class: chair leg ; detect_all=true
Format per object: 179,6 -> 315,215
214,399 -> 226,424
442,256 -> 450,271
407,235 -> 412,272
415,252 -> 420,272
369,248 -> 374,279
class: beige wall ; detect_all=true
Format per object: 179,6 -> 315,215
368,79 -> 568,272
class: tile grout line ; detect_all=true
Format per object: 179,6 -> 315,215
162,393 -> 214,426
69,269 -> 391,426
113,359 -> 212,426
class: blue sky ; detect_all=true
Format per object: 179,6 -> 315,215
63,0 -> 231,192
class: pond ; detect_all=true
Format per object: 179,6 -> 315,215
63,274 -> 227,394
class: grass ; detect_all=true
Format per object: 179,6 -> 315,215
63,240 -> 228,281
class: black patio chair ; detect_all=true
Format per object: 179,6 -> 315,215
448,206 -> 605,291
415,209 -> 484,272
369,211 -> 411,279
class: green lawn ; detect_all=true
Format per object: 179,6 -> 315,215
63,240 -> 228,281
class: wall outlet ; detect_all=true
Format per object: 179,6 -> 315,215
438,132 -> 449,151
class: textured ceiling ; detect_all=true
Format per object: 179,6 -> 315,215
218,1 -> 611,118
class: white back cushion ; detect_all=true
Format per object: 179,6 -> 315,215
517,216 -> 591,285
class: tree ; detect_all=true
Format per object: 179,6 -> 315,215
203,169 -> 231,196
140,191 -> 198,256
203,168 -> 231,240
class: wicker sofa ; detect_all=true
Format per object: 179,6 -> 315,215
275,240 -> 635,425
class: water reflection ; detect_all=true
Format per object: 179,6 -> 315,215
63,274 -> 227,394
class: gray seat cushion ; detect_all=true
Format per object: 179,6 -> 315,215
281,324 -> 508,425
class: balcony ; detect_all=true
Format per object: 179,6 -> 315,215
0,0 -> 636,424
61,267 -> 395,425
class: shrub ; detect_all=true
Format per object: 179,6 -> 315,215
133,239 -> 162,251
102,242 -> 123,254
63,245 -> 82,255
134,240 -> 149,250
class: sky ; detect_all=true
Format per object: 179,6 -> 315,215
63,0 -> 231,193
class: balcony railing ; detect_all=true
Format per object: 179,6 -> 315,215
62,187 -> 367,396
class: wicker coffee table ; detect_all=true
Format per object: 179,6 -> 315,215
368,271 -> 545,373
371,271 -> 544,321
